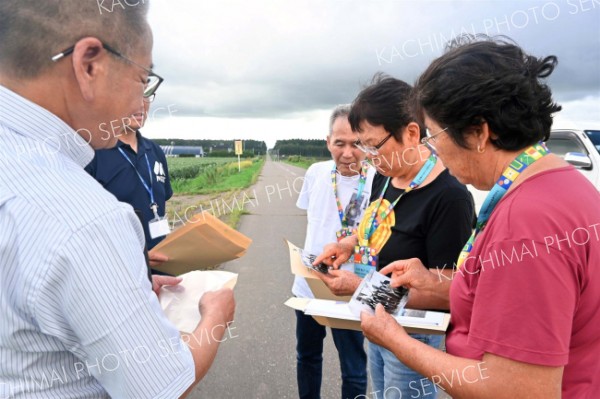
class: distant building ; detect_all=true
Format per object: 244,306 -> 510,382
161,145 -> 204,157
208,143 -> 233,153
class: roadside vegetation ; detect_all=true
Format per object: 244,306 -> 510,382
166,156 -> 265,227
284,155 -> 328,169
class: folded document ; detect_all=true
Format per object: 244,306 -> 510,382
159,270 -> 238,333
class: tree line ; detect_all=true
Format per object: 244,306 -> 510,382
153,139 -> 267,155
272,139 -> 328,157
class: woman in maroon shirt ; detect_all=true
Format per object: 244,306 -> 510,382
360,35 -> 600,399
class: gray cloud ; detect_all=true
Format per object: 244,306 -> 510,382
148,0 -> 600,118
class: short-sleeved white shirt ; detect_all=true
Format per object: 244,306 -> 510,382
293,160 -> 375,298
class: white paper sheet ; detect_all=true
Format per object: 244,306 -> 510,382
395,309 -> 446,326
304,299 -> 360,321
304,298 -> 446,327
159,270 -> 238,333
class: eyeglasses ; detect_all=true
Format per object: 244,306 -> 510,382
354,133 -> 392,156
51,42 -> 164,99
143,93 -> 156,103
421,127 -> 448,152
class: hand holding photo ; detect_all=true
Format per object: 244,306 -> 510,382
301,250 -> 331,274
349,269 -> 408,316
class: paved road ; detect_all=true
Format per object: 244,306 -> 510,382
190,158 -> 346,399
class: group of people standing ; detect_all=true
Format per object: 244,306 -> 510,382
294,38 -> 600,399
294,74 -> 474,399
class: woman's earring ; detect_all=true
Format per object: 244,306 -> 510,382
477,144 -> 485,154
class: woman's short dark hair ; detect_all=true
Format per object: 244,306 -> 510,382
413,35 -> 562,151
349,72 -> 424,142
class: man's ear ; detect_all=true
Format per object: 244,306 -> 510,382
326,134 -> 333,152
70,37 -> 107,102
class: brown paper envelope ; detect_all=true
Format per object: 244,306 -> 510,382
152,211 -> 252,275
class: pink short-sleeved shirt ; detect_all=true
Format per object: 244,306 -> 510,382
447,166 -> 600,398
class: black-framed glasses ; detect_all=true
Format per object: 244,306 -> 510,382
354,133 -> 393,156
421,127 -> 449,152
51,42 -> 164,99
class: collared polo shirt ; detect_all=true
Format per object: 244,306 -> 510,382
85,131 -> 172,250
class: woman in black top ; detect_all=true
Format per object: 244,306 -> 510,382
315,74 -> 473,399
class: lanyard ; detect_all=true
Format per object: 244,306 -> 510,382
360,154 -> 438,246
456,142 -> 550,269
331,161 -> 369,228
118,147 -> 157,213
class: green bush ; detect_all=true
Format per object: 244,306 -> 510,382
204,166 -> 220,185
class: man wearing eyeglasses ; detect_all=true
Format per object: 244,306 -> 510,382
294,105 -> 375,399
0,1 -> 234,398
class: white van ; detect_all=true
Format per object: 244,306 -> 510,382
467,128 -> 600,212
546,129 -> 600,190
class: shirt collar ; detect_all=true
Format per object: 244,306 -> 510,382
116,130 -> 152,153
0,85 -> 94,168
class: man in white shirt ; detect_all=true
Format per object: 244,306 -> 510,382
0,2 -> 234,398
294,105 -> 375,399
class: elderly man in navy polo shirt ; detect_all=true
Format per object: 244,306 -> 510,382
86,97 -> 173,270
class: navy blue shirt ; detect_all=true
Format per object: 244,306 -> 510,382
85,131 -> 173,250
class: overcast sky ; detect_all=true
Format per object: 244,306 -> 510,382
141,0 -> 600,148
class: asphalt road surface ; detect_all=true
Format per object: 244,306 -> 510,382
190,158 -> 347,399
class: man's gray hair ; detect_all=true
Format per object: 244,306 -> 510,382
329,104 -> 351,136
0,0 -> 151,79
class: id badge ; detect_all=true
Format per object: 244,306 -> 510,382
353,245 -> 378,278
149,217 -> 170,239
336,227 -> 355,242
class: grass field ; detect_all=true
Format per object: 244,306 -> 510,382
169,157 -> 264,195
167,157 -> 237,180
167,157 -> 235,169
165,156 -> 265,228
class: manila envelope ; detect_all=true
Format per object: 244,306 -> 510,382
152,211 -> 252,275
